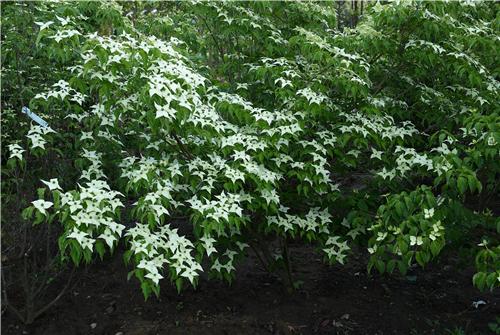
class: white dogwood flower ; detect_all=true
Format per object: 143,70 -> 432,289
35,21 -> 54,31
410,235 -> 423,246
41,178 -> 62,191
32,199 -> 53,215
377,167 -> 396,180
67,228 -> 89,244
260,189 -> 279,205
370,148 -> 383,160
145,271 -> 164,285
8,144 -> 25,160
99,229 -> 116,248
154,102 -> 177,121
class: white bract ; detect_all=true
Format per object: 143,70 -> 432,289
32,199 -> 53,216
41,178 -> 62,191
8,143 -> 25,160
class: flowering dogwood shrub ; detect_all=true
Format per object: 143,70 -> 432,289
3,0 -> 498,300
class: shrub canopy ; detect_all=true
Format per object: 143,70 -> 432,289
2,1 -> 499,298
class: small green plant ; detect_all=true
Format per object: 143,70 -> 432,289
489,317 -> 500,334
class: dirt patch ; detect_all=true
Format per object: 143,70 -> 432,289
2,244 -> 498,335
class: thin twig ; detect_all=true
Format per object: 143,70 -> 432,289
171,131 -> 193,160
33,267 -> 76,320
198,15 -> 225,64
249,241 -> 271,273
1,269 -> 26,323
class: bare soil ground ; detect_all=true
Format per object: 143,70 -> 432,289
2,243 -> 499,335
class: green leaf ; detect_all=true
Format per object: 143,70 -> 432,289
387,259 -> 396,273
415,251 -> 425,267
95,240 -> 105,260
367,258 -> 375,274
70,246 -> 81,266
486,272 -> 498,290
398,238 -> 409,255
430,240 -> 442,257
375,260 -> 385,274
398,260 -> 408,275
395,201 -> 405,218
467,174 -> 477,193
457,176 -> 467,195
141,281 -> 151,300
473,272 -> 487,291
37,187 -> 46,199
175,277 -> 183,294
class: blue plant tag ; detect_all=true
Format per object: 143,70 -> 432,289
22,106 -> 49,128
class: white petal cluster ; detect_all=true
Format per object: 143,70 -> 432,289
323,236 -> 350,265
63,179 -> 124,250
34,80 -> 86,105
27,124 -> 54,150
188,191 -> 249,223
127,224 -> 202,285
267,208 -> 331,233
8,143 -> 25,160
296,87 -> 327,105
339,111 -> 418,140
49,28 -> 81,43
